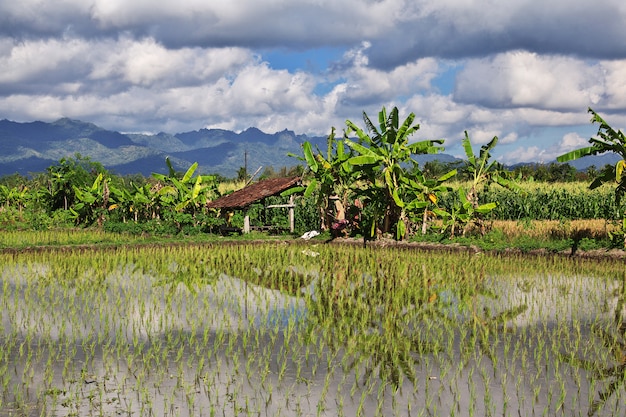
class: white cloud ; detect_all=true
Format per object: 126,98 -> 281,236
90,38 -> 252,88
501,146 -> 545,164
601,60 -> 626,109
499,132 -> 518,144
0,38 -> 90,85
1,0 -> 626,165
558,132 -> 589,151
455,51 -> 605,111
341,57 -> 439,105
499,131 -> 593,165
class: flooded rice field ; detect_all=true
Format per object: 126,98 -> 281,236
1,243 -> 625,416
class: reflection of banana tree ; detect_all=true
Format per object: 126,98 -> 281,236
466,302 -> 528,363
357,323 -> 440,391
560,273 -> 626,416
310,263 -> 443,391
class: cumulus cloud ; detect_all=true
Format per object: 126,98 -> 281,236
3,1 -> 625,61
368,0 -> 626,68
454,52 -> 607,111
0,0 -> 626,165
499,131 -> 593,165
328,42 -> 440,107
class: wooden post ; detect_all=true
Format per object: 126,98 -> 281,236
289,195 -> 295,233
244,214 -> 250,233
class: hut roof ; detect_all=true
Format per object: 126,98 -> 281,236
206,176 -> 301,210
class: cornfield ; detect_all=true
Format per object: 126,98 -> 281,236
440,182 -> 621,221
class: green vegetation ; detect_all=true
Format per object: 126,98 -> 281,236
1,242 -> 624,416
0,106 -> 625,255
343,106 -> 446,239
558,108 -> 626,246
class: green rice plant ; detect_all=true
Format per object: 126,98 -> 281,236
2,238 -> 626,416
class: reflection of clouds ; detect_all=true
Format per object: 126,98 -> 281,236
484,274 -> 621,327
3,263 -> 626,416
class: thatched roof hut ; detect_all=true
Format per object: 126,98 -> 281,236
206,176 -> 301,209
207,176 -> 302,233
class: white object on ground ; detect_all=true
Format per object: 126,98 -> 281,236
300,230 -> 320,240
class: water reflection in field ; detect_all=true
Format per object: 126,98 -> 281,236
1,249 -> 625,417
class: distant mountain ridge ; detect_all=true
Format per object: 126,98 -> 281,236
0,118 -> 333,178
0,118 -> 617,178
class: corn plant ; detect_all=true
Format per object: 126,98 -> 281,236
558,108 -> 626,246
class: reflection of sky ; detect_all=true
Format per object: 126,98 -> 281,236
4,265 -> 625,416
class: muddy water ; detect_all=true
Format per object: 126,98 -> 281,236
1,266 -> 625,416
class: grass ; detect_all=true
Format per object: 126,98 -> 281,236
0,217 -> 622,260
408,218 -> 618,255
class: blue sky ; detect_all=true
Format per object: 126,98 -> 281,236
1,0 -> 625,164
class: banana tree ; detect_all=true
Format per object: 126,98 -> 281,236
288,128 -> 357,231
111,182 -> 153,222
152,158 -> 219,223
344,106 -> 444,239
403,168 -> 457,236
460,131 -> 515,234
46,154 -> 106,211
445,188 -> 497,237
557,108 -> 626,245
70,173 -> 117,226
0,184 -> 30,214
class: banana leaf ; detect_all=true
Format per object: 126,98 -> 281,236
557,146 -> 597,162
302,141 -> 318,173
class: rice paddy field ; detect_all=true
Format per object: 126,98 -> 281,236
1,240 -> 625,416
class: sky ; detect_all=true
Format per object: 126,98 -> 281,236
1,0 -> 626,164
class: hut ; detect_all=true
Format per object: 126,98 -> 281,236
206,176 -> 301,233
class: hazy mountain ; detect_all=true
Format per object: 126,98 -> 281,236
555,153 -> 621,171
6,117 -> 616,179
0,118 -> 332,178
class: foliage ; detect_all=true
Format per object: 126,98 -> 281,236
512,162 -> 579,182
403,168 -> 457,235
2,110 -> 626,252
70,172 -> 116,226
449,132 -> 516,236
558,109 -> 626,199
344,106 -> 445,239
289,127 -> 357,231
558,108 -> 626,246
45,154 -> 107,211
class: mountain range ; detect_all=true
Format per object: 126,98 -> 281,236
0,118 -> 332,178
0,118 -> 619,178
